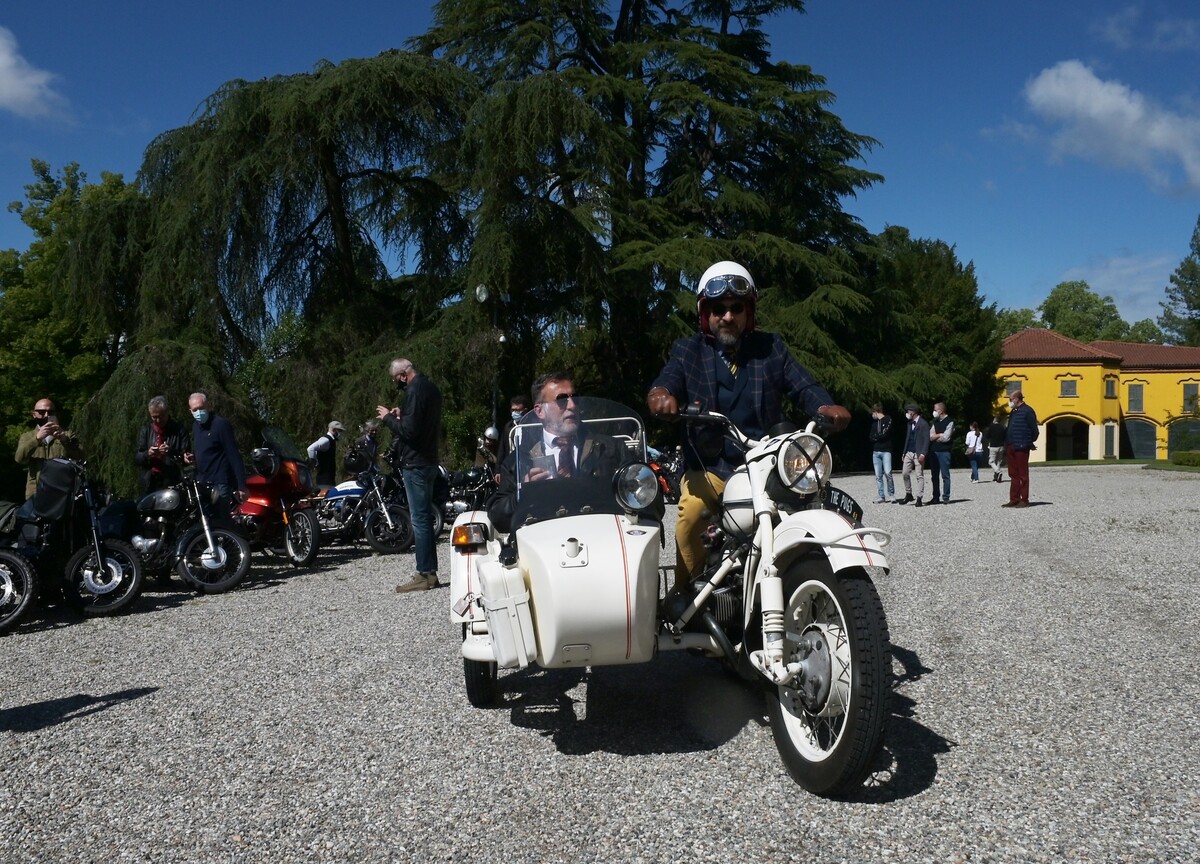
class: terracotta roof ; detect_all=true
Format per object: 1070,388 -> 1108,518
1001,328 -> 1121,364
1089,340 -> 1200,370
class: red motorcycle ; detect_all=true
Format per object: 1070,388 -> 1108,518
232,428 -> 320,566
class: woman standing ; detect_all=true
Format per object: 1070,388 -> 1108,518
965,420 -> 984,483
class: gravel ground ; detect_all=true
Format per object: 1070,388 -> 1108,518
3,464 -> 1199,863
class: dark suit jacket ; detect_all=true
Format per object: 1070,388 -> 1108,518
134,419 -> 190,494
650,330 -> 833,478
485,429 -> 630,534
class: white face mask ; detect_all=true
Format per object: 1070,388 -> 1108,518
1007,401 -> 1015,410
932,411 -> 941,419
905,412 -> 913,421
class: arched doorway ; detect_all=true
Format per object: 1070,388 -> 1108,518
1167,419 -> 1200,457
1121,418 -> 1158,459
1047,417 -> 1089,460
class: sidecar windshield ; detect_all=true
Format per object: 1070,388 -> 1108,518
512,398 -> 646,526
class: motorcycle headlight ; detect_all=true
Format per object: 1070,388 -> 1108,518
778,433 -> 832,496
614,463 -> 660,513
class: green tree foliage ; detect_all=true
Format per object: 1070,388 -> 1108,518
1158,215 -> 1200,346
1038,280 -> 1131,342
995,307 -> 1040,340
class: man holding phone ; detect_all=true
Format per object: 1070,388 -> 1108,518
134,395 -> 191,494
14,398 -> 84,499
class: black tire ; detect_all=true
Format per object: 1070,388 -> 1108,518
62,540 -> 144,616
464,657 -> 498,707
176,527 -> 252,594
765,560 -> 890,798
284,509 -> 320,567
364,505 -> 413,554
0,550 -> 38,635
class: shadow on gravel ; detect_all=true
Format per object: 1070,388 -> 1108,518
854,645 -> 955,804
502,651 -> 763,757
0,686 -> 158,733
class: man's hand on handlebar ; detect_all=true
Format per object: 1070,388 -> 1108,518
646,387 -> 678,418
816,404 -> 851,434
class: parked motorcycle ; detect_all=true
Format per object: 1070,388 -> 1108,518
121,473 -> 252,593
0,548 -> 37,634
0,458 -> 143,619
309,447 -> 413,553
447,399 -> 892,798
232,428 -> 320,566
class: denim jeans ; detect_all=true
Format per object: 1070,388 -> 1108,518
932,451 -> 951,502
402,465 -> 438,574
872,451 -> 894,500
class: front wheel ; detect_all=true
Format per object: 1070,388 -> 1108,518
284,509 -> 320,567
0,550 -> 38,634
364,505 -> 413,554
464,657 -> 498,707
177,528 -> 252,593
63,540 -> 144,616
765,561 -> 890,798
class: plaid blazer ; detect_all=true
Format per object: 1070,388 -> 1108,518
650,331 -> 833,478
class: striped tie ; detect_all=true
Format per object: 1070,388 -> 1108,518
554,436 -> 575,477
723,352 -> 738,377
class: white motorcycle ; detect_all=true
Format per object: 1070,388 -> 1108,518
448,398 -> 892,797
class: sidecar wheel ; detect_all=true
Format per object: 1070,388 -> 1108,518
63,540 -> 144,616
766,560 -> 890,798
284,509 -> 320,567
464,657 -> 498,707
364,505 -> 412,554
0,550 -> 37,634
177,528 -> 252,593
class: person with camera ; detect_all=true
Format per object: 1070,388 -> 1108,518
14,398 -> 83,499
134,396 -> 191,495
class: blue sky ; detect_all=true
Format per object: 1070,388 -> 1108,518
2,1 -> 1198,324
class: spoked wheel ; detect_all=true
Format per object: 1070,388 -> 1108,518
177,528 -> 252,593
765,560 -> 890,798
364,505 -> 413,554
284,509 -> 320,567
0,550 -> 38,634
464,658 -> 498,707
63,540 -> 144,616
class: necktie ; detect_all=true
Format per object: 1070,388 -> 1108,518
553,437 -> 575,478
722,352 -> 738,377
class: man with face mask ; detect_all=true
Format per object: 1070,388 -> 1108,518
377,357 -> 443,592
498,394 -> 532,465
928,401 -> 954,504
1003,390 -> 1039,507
899,403 -> 930,506
14,398 -> 84,499
186,391 -> 247,513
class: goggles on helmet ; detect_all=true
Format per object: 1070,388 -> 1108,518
699,274 -> 754,299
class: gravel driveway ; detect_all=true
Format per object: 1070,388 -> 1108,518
3,464 -> 1198,862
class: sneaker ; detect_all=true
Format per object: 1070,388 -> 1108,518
873,498 -> 886,504
395,572 -> 438,593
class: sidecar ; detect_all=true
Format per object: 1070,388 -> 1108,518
448,398 -> 665,705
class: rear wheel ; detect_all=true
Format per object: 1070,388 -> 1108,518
63,540 -> 144,616
364,505 -> 412,554
765,560 -> 890,797
464,657 -> 498,707
284,509 -> 320,567
177,527 -> 252,593
0,550 -> 37,634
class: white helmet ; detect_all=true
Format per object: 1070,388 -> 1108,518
695,261 -> 757,334
483,426 -> 500,442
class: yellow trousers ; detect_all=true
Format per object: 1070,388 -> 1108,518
674,470 -> 726,590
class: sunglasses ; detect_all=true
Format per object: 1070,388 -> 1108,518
699,274 -> 754,299
710,302 -> 745,317
543,393 -> 577,407
32,409 -> 52,415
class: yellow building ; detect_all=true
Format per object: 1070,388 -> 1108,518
998,329 -> 1200,461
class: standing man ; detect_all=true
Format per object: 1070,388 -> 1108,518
306,420 -> 346,487
378,358 -> 442,592
868,404 -> 895,504
899,403 -> 929,507
986,414 -> 1007,483
646,260 -> 849,589
186,392 -> 247,513
134,396 -> 190,494
15,398 -> 84,499
929,401 -> 954,505
1003,390 -> 1039,508
498,393 -> 532,464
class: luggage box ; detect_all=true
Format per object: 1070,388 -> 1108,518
478,560 -> 536,669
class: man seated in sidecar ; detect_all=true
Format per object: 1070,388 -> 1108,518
486,371 -> 644,534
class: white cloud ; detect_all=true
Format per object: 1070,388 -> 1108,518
0,26 -> 66,119
1093,5 -> 1200,53
1024,60 -> 1200,192
1061,252 -> 1177,323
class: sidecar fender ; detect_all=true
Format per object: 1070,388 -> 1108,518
449,509 -> 499,625
772,509 -> 890,574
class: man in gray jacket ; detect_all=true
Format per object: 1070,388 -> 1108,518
899,403 -> 930,507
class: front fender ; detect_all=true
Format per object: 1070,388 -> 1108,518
449,509 -> 499,625
773,509 -> 890,574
